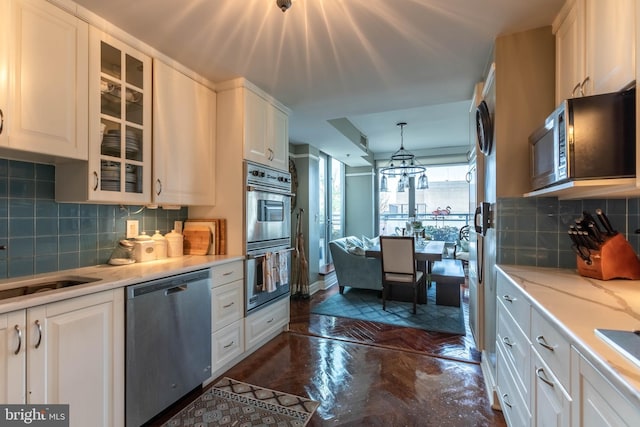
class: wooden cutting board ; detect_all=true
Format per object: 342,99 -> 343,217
183,227 -> 211,255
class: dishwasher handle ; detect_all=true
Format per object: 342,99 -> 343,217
165,285 -> 187,295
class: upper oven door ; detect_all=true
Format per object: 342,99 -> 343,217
246,185 -> 291,243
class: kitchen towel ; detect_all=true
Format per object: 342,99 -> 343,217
278,250 -> 288,286
263,252 -> 277,293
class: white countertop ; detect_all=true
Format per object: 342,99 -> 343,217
498,264 -> 640,406
0,254 -> 243,314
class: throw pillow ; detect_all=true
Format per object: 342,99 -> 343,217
345,238 -> 365,256
362,235 -> 379,249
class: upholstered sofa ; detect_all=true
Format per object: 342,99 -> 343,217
329,236 -> 382,294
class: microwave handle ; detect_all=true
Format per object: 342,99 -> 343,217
246,185 -> 294,197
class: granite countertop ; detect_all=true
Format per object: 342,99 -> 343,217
498,264 -> 640,405
0,254 -> 243,314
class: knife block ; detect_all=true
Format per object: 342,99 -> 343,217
576,233 -> 640,280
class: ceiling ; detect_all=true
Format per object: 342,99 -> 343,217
72,0 -> 564,166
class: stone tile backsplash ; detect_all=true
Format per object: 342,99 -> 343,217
0,159 -> 187,278
497,196 -> 640,269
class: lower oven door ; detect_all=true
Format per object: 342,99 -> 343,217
246,247 -> 292,314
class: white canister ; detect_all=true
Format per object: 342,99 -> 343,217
133,232 -> 156,262
152,230 -> 167,259
165,229 -> 183,257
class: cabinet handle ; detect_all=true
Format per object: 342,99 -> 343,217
223,302 -> 234,308
502,295 -> 514,303
267,318 -> 274,324
465,171 -> 472,183
34,320 -> 42,349
571,82 -> 582,97
536,367 -> 555,387
536,335 -> 555,351
223,341 -> 234,349
93,171 -> 99,191
501,393 -> 513,408
14,325 -> 22,355
502,336 -> 514,348
222,271 -> 234,276
268,148 -> 274,161
156,179 -> 162,196
0,108 -> 4,135
580,76 -> 590,96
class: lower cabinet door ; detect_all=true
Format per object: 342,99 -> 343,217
244,297 -> 289,350
27,290 -> 124,427
0,310 -> 26,403
497,345 -> 531,427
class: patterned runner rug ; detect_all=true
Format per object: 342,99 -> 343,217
311,286 -> 465,335
162,377 -> 319,427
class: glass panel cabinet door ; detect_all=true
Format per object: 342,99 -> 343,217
90,28 -> 151,203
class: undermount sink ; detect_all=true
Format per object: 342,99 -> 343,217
0,276 -> 101,301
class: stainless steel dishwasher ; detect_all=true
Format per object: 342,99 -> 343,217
125,269 -> 212,427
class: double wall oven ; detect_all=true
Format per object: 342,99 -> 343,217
245,161 -> 293,314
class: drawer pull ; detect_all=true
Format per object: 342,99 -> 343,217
223,341 -> 234,349
502,295 -> 514,303
14,325 -> 22,355
223,302 -> 235,309
536,367 -> 554,387
267,318 -> 274,324
222,271 -> 234,276
502,336 -> 514,348
536,335 -> 555,351
501,393 -> 513,408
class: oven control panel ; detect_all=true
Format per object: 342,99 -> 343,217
246,161 -> 291,192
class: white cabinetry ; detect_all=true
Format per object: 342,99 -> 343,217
0,310 -> 26,403
496,271 -> 532,426
0,0 -> 88,161
217,79 -> 290,172
56,27 -> 152,204
0,291 -> 124,427
210,261 -> 244,379
554,0 -> 635,103
153,59 -> 216,206
571,348 -> 640,427
245,296 -> 289,351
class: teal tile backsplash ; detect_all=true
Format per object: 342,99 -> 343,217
497,196 -> 640,269
0,159 -> 187,278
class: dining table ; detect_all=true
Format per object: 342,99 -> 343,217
365,240 -> 445,304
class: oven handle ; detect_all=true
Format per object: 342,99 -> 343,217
246,247 -> 295,260
246,184 -> 294,197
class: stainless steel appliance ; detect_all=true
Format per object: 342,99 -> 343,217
529,88 -> 636,191
125,269 -> 211,426
245,161 -> 293,314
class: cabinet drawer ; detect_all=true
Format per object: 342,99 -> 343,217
497,303 -> 531,399
244,297 -> 289,350
212,321 -> 244,370
497,270 -> 530,336
531,309 -> 570,391
532,351 -> 571,426
212,279 -> 244,331
212,261 -> 243,287
497,345 -> 532,427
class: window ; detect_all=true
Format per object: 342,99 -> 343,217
378,164 -> 469,243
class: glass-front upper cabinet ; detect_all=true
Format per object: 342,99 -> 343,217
89,28 -> 151,203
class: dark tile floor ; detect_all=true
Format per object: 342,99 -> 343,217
150,280 -> 506,426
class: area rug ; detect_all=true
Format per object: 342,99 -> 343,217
311,286 -> 465,335
162,377 -> 319,427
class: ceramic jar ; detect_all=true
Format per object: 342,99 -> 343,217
165,229 -> 183,257
152,230 -> 168,259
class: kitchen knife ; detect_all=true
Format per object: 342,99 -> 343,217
582,211 -> 602,233
578,231 -> 599,250
587,222 -> 604,243
595,208 -> 617,235
568,231 -> 592,264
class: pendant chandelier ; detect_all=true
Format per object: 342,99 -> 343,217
379,122 -> 429,192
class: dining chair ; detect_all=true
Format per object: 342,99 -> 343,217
379,236 -> 424,314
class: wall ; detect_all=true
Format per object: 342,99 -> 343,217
0,159 -> 187,278
289,145 -> 320,287
345,166 -> 375,238
497,196 -> 638,269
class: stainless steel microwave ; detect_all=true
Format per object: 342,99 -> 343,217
529,88 -> 635,191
